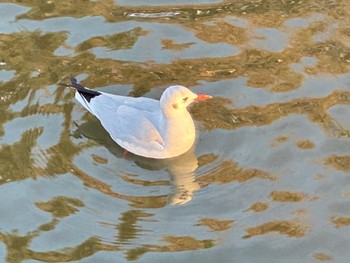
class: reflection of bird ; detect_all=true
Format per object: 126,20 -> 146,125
61,77 -> 212,159
165,149 -> 200,205
73,119 -> 200,205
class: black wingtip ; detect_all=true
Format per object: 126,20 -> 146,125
59,77 -> 101,102
69,77 -> 86,91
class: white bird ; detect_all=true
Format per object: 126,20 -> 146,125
62,77 -> 212,159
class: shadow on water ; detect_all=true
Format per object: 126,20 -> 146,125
1,0 -> 350,262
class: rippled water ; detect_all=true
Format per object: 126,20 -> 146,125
1,0 -> 350,262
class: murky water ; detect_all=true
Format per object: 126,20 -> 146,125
1,0 -> 350,262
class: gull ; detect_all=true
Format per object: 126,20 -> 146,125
61,77 -> 212,159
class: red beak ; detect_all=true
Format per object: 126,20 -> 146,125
195,94 -> 213,101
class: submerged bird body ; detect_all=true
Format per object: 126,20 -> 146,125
64,78 -> 211,159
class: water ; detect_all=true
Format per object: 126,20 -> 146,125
1,0 -> 350,262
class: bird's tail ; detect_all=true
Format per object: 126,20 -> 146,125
59,77 -> 100,96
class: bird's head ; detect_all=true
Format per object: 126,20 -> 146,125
160,85 -> 212,115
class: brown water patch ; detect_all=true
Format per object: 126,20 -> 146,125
197,153 -> 218,167
244,218 -> 308,238
14,0 -> 116,20
35,196 -> 84,218
248,202 -> 269,212
121,174 -> 170,187
197,160 -> 275,186
37,218 -> 59,232
331,216 -> 350,228
29,238 -> 117,262
270,135 -> 289,147
193,20 -> 247,46
0,233 -> 117,263
270,191 -> 308,202
160,236 -> 214,251
91,154 -> 108,164
196,218 -> 234,232
0,128 -> 43,183
341,191 -> 350,198
296,140 -> 315,149
116,210 -> 154,245
76,27 -> 149,52
126,236 -> 214,261
325,155 -> 350,172
305,40 -> 350,74
314,253 -> 333,261
161,39 -> 194,51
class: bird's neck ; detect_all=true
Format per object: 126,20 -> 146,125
160,109 -> 196,154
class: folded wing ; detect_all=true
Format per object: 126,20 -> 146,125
86,94 -> 165,154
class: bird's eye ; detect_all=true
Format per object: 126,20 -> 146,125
182,97 -> 188,102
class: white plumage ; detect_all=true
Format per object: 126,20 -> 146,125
65,77 -> 212,159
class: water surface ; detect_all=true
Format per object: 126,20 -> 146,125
1,0 -> 350,262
